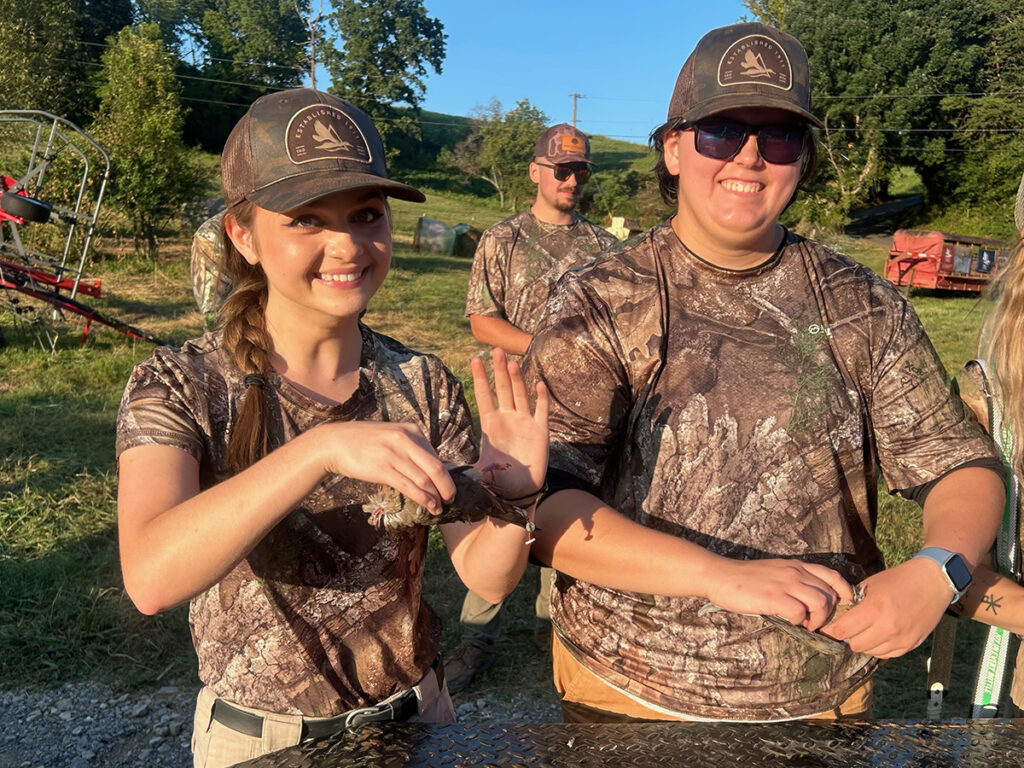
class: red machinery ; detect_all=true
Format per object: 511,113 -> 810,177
0,110 -> 166,345
883,229 -> 1012,294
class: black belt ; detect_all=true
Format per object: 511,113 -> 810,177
211,658 -> 444,740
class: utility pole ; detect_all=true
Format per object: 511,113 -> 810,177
569,93 -> 584,127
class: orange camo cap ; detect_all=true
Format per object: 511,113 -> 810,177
533,123 -> 592,165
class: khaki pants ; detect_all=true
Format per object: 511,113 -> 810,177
460,566 -> 553,647
192,668 -> 455,768
552,635 -> 873,723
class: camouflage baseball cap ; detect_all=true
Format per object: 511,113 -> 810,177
533,123 -> 592,164
667,22 -> 822,128
221,88 -> 425,211
1015,170 -> 1024,232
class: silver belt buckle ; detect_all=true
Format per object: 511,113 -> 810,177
343,703 -> 388,729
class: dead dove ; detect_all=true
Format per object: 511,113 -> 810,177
698,584 -> 868,656
362,463 -> 534,531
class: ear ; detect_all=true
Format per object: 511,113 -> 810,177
662,130 -> 683,177
528,161 -> 542,184
224,211 -> 258,266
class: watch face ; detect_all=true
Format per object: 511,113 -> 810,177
946,554 -> 973,592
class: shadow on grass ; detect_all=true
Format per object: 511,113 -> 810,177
392,251 -> 474,275
0,528 -> 195,689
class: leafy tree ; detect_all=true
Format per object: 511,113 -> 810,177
0,0 -> 80,115
91,22 -> 208,256
742,0 -> 789,26
784,0 -> 995,232
135,0 -> 310,150
937,0 -> 1024,234
324,0 -> 446,161
444,99 -> 548,210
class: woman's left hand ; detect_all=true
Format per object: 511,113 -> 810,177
471,347 -> 549,501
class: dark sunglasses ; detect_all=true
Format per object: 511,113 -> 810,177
535,162 -> 591,183
689,118 -> 808,165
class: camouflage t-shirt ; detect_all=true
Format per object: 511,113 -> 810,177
116,325 -> 476,716
527,223 -> 1000,721
465,210 -> 618,332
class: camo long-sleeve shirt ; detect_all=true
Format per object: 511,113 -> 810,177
116,325 -> 476,717
527,223 -> 999,721
465,210 -> 618,333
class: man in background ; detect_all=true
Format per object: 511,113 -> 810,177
447,123 -> 618,693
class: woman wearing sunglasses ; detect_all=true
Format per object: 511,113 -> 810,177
524,22 -> 1003,723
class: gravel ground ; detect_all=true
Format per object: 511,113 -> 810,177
0,679 -> 560,767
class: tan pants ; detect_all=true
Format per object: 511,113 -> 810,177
552,635 -> 873,723
192,668 -> 455,768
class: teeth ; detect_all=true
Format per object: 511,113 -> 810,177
721,180 -> 762,193
319,272 -> 360,282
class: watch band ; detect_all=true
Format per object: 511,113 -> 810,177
913,547 -> 972,604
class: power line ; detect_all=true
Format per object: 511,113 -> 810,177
71,38 -> 306,74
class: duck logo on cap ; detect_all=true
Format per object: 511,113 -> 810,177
287,104 -> 372,165
718,34 -> 792,91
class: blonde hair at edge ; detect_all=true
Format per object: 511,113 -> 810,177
985,231 -> 1024,479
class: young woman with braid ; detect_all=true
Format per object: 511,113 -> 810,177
115,89 -> 548,768
955,171 -> 1024,711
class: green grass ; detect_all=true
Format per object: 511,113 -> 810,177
0,205 -> 1005,717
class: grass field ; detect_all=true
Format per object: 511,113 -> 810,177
0,208 -> 1004,720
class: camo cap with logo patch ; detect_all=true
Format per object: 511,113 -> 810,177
533,123 -> 592,165
667,22 -> 821,128
221,88 -> 425,211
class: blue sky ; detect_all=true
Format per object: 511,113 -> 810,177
418,0 -> 750,144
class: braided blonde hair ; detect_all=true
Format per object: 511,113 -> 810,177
986,237 -> 1024,479
217,201 -> 274,473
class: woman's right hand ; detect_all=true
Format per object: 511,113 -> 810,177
703,557 -> 855,630
317,421 -> 455,514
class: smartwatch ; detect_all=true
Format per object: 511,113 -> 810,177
913,547 -> 972,604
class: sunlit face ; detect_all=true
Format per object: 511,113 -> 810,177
664,107 -> 805,264
530,159 -> 583,214
226,188 -> 392,327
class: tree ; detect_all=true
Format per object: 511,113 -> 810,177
91,22 -> 208,256
324,0 -> 446,161
783,0 -> 996,232
445,99 -> 548,210
0,0 -> 79,115
134,0 -> 310,150
742,0 -> 789,26
937,0 -> 1024,234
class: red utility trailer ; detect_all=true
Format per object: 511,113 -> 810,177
883,229 -> 1012,294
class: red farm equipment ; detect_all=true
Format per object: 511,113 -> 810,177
883,229 -> 1013,295
0,110 -> 166,346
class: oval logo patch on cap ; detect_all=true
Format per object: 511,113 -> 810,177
718,34 -> 793,91
286,104 -> 372,165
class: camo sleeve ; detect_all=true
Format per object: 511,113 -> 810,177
464,225 -> 510,319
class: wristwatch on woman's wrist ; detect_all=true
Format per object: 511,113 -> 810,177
912,547 -> 973,604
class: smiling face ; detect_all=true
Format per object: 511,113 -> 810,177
663,107 -> 806,269
225,187 -> 392,330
